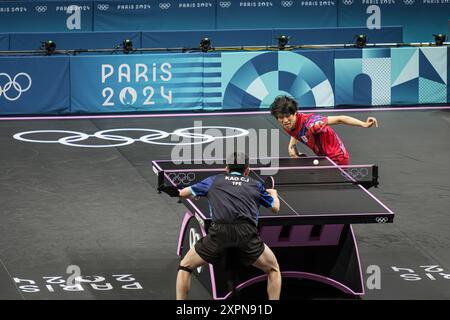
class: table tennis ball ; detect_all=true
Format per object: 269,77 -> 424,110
313,159 -> 319,165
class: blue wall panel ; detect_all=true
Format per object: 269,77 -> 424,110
273,26 -> 403,46
0,47 -> 448,115
0,56 -> 70,114
0,0 -> 93,32
70,53 -> 221,113
216,0 -> 337,29
0,0 -> 447,43
9,31 -> 141,51
338,1 -> 450,43
142,29 -> 273,49
93,0 -> 215,31
0,33 -> 9,50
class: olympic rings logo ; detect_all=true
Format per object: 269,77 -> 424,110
97,4 -> 110,10
168,172 -> 196,186
342,167 -> 369,181
375,217 -> 388,223
35,6 -> 48,13
281,1 -> 293,7
342,0 -> 353,5
219,1 -> 232,8
13,126 -> 249,148
0,73 -> 32,102
403,0 -> 414,5
159,3 -> 171,9
189,228 -> 203,273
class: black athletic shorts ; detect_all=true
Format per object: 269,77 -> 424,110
194,220 -> 265,267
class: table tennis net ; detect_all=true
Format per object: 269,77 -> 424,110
253,165 -> 377,186
160,165 -> 377,188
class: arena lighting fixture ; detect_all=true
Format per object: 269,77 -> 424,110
277,35 -> 289,50
123,39 -> 133,54
42,40 -> 56,55
199,37 -> 211,52
355,34 -> 367,48
433,34 -> 446,46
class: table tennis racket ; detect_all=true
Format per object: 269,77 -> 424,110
293,145 -> 306,157
264,176 -> 275,189
158,185 -> 180,197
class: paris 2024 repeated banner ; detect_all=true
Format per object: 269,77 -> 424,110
0,0 -> 449,42
0,47 -> 448,114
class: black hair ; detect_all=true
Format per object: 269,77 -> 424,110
226,152 -> 249,174
270,95 -> 298,118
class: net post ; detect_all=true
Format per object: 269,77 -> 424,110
157,170 -> 165,192
373,165 -> 379,188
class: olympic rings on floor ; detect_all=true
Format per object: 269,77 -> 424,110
13,126 -> 250,148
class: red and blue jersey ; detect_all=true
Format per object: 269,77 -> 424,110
284,113 -> 349,165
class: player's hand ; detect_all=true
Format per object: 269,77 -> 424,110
266,189 -> 278,197
364,117 -> 378,128
289,145 -> 305,158
290,151 -> 307,158
289,151 -> 299,158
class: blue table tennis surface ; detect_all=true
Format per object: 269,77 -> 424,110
153,157 -> 394,225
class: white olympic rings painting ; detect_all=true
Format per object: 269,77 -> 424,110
13,126 -> 250,148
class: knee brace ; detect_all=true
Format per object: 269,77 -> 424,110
178,265 -> 193,273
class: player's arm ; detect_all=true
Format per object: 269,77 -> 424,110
288,136 -> 300,158
266,189 -> 280,213
179,176 -> 216,199
327,116 -> 378,128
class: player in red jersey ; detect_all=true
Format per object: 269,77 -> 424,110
270,95 -> 378,165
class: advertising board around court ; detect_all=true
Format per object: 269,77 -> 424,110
0,0 -> 93,32
69,50 -> 335,113
0,47 -> 449,115
218,50 -> 335,110
338,0 -> 450,43
70,53 -> 223,113
0,0 -> 448,43
93,0 -> 216,31
0,33 -> 8,51
0,56 -> 70,114
215,0 -> 337,29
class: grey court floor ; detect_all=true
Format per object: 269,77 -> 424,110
0,109 -> 449,299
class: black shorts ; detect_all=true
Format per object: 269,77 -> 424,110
194,221 -> 265,267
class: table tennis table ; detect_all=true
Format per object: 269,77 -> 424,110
152,156 -> 394,299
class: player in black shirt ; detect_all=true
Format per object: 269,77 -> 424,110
176,152 -> 281,300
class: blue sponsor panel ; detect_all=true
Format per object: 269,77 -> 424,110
9,31 -> 141,52
335,48 -> 392,106
390,47 -> 419,104
0,1 -> 93,32
0,33 -> 8,50
93,0 -> 215,31
0,56 -> 70,114
142,29 -> 273,49
391,46 -> 447,105
216,0 -> 337,29
0,0 -> 446,44
70,53 -> 222,113
335,46 -> 448,106
448,47 -> 450,104
218,50 -> 335,110
1,47 -> 448,116
338,0 -> 450,43
273,26 -> 402,45
334,49 -> 362,106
